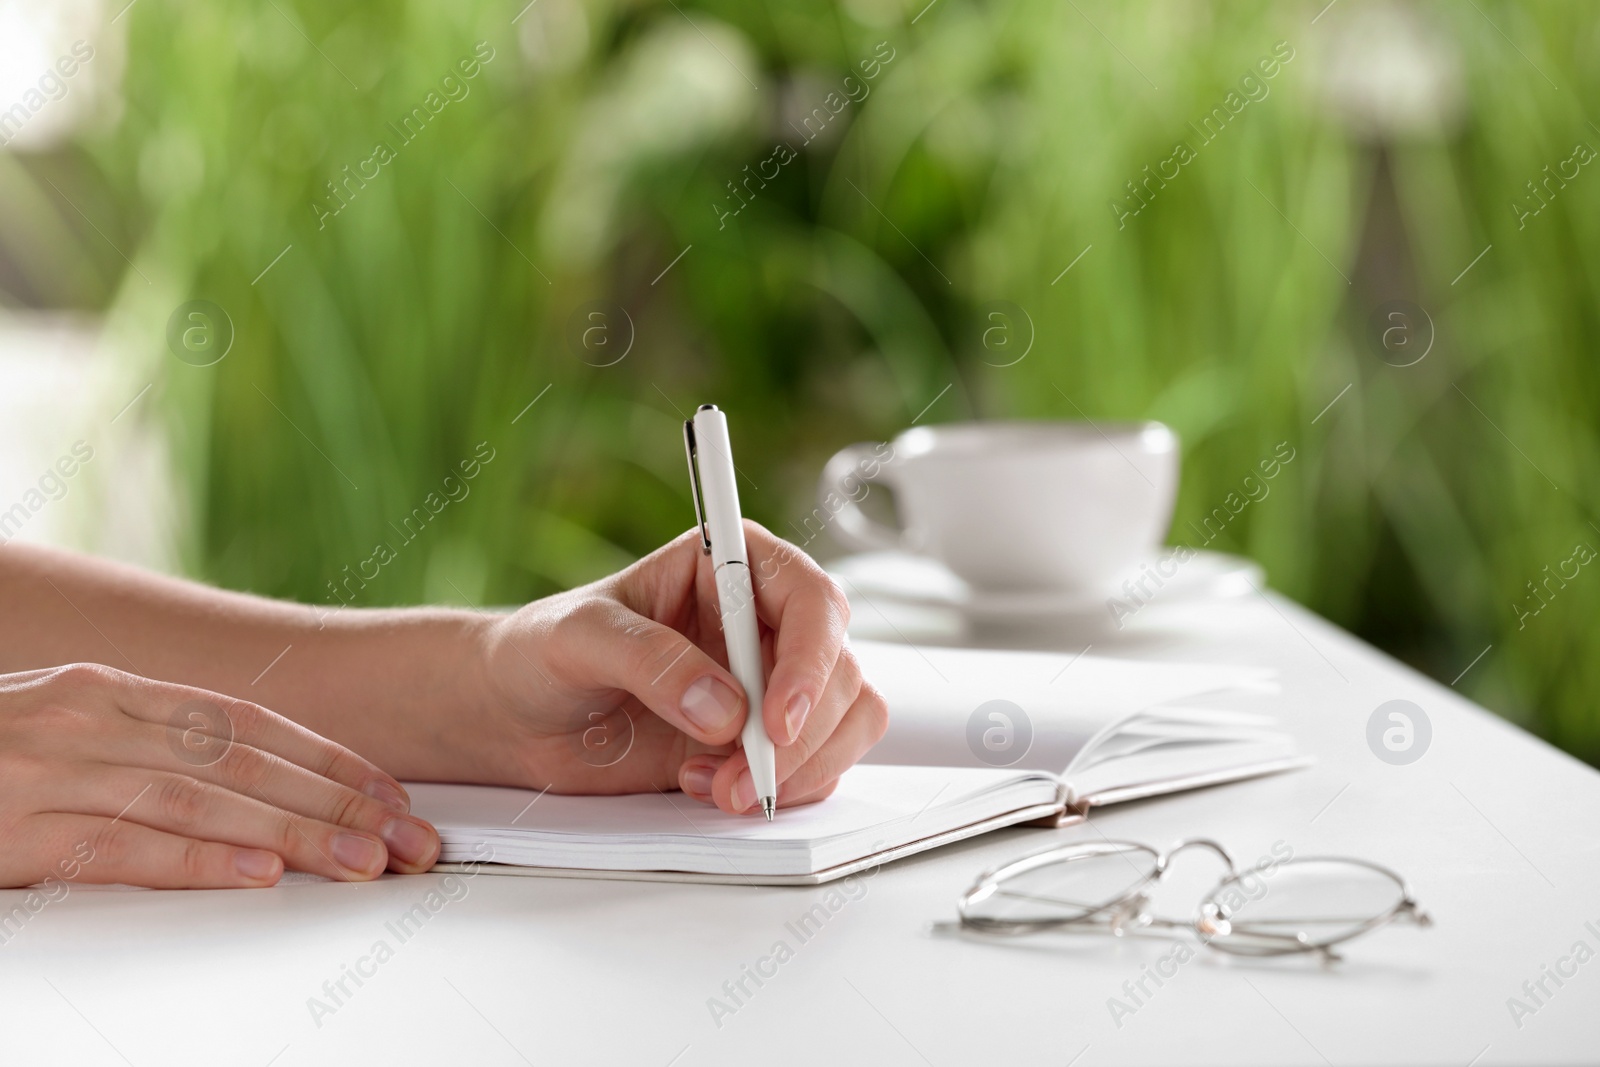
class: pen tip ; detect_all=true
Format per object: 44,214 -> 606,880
761,797 -> 776,821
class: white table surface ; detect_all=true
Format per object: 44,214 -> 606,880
3,588 -> 1597,1067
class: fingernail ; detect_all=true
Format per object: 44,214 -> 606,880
380,818 -> 436,865
332,832 -> 384,875
234,849 -> 279,882
363,779 -> 410,812
732,769 -> 755,812
681,676 -> 742,734
681,762 -> 716,798
784,693 -> 811,743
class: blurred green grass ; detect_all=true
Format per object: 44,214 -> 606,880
7,0 -> 1600,763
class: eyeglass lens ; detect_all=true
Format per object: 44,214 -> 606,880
1201,858 -> 1408,954
967,843 -> 1159,927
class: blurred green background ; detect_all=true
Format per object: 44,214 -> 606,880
4,1 -> 1598,763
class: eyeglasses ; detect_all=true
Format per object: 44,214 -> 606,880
956,837 -> 1431,960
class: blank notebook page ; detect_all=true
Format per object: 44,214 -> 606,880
853,638 -> 1278,771
408,764 -> 1059,878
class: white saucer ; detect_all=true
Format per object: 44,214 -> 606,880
825,549 -> 1262,623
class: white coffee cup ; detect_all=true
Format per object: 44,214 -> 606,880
817,420 -> 1179,591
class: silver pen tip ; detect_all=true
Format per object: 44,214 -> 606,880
761,796 -> 776,821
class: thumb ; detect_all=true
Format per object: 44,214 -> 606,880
566,600 -> 748,746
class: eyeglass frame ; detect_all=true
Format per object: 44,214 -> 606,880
956,837 -> 1432,960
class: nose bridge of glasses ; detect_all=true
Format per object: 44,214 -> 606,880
1160,838 -> 1237,875
1133,840 -> 1238,926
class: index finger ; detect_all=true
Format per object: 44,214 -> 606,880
743,520 -> 850,746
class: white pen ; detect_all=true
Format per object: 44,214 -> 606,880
683,404 -> 779,820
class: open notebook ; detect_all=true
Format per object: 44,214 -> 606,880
852,639 -> 1306,818
416,765 -> 1063,886
419,639 -> 1303,885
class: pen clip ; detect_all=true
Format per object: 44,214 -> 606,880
683,419 -> 712,555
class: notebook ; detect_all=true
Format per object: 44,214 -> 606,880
416,765 -> 1064,886
418,639 -> 1303,885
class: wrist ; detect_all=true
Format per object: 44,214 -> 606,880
439,608 -> 520,777
327,606 -> 512,782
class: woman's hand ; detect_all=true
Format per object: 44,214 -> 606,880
0,664 -> 439,889
478,522 -> 888,815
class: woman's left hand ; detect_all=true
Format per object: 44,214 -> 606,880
474,522 -> 887,815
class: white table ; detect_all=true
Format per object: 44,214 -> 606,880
3,590 -> 1597,1066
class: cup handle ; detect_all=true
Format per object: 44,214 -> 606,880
818,442 -> 903,552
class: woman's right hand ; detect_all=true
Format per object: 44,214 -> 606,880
0,663 -> 440,889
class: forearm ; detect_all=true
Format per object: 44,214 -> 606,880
0,543 -> 498,778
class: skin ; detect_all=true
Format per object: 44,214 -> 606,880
0,522 -> 886,889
